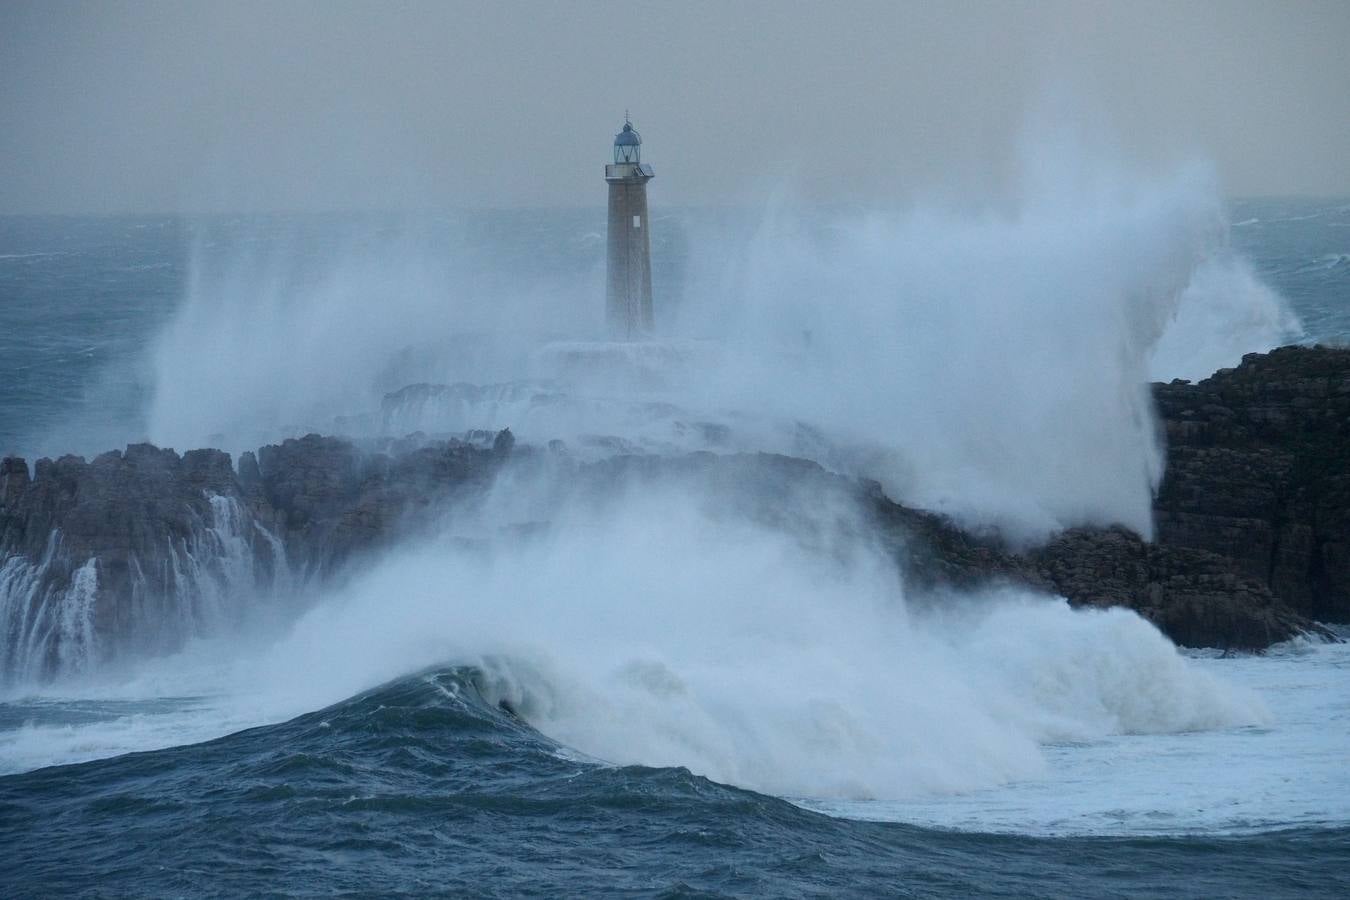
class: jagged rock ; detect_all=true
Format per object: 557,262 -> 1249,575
1027,526 -> 1327,650
0,444 -> 257,678
252,433 -> 505,576
237,450 -> 262,493
549,452 -> 1325,650
1154,346 -> 1350,623
0,434 -> 507,679
0,457 -> 30,504
2,346 -> 1348,679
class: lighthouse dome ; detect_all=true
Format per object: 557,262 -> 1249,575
613,121 -> 642,163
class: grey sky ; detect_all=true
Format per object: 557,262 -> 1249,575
2,0 -> 1348,214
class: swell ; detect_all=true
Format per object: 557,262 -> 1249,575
1,667 -> 1346,899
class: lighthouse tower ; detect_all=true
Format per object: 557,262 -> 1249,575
605,117 -> 655,340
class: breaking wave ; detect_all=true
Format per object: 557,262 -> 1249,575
86,478 -> 1264,803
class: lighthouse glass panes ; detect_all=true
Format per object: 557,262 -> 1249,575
613,122 -> 641,164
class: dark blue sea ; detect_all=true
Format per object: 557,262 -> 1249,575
1,200 -> 1349,897
3,666 -> 1348,898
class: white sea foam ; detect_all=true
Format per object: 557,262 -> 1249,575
3,471 -> 1342,835
117,479 -> 1263,803
812,638 -> 1350,835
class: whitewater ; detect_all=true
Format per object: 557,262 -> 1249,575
2,142 -> 1349,895
2,482 -> 1347,836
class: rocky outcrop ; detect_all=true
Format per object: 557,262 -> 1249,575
246,433 -> 501,576
868,488 -> 1327,652
1026,527 -> 1321,651
788,345 -> 1350,649
1153,346 -> 1350,625
2,347 -> 1347,678
0,432 -> 508,679
0,444 -> 236,564
563,451 -> 1335,650
873,345 -> 1349,649
0,444 -> 264,679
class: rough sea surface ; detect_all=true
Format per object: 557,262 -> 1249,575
1,200 -> 1349,896
2,665 -> 1348,898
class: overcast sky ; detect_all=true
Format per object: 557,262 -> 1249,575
3,0 -> 1348,214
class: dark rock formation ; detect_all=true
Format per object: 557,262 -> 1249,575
589,346 -> 1350,650
2,346 -> 1347,678
556,449 -> 1332,650
915,345 -> 1348,649
0,444 -> 261,678
249,432 -> 504,576
885,345 -> 1348,648
1152,346 -> 1350,625
870,485 -> 1327,651
1026,527 -> 1322,651
0,432 -> 509,679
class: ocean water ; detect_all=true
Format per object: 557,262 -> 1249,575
3,666 -> 1344,898
2,196 -> 1349,896
1229,198 -> 1350,345
2,663 -> 1347,897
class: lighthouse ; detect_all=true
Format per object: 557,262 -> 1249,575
605,117 -> 655,340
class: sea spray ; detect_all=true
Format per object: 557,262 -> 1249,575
1149,252 -> 1303,381
226,471 -> 1268,802
142,216 -> 599,456
133,139 -> 1300,539
668,150 -> 1300,539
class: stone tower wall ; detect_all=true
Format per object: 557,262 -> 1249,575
606,177 -> 653,339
